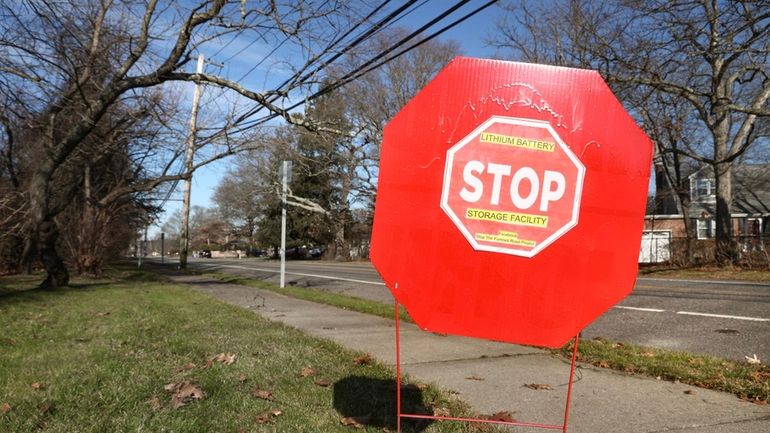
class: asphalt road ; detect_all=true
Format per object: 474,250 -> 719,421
174,257 -> 770,362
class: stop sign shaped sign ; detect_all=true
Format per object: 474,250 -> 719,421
371,58 -> 653,348
441,116 -> 585,257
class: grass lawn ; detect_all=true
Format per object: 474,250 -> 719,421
638,265 -> 770,282
199,270 -> 770,404
558,338 -> 770,404
0,269 -> 494,433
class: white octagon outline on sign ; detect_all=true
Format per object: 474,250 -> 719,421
440,116 -> 586,258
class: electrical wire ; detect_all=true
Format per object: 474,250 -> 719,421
234,0 -> 416,124
238,0 -> 497,131
159,0 -> 497,207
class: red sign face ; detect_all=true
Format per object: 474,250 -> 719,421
441,116 -> 585,257
370,57 -> 653,348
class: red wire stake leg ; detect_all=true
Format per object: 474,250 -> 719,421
395,300 -> 402,433
393,301 -> 582,433
562,333 -> 581,433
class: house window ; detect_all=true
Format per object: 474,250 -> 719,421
747,218 -> 763,237
692,178 -> 714,200
696,219 -> 716,239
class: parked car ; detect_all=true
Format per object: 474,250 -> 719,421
199,249 -> 212,258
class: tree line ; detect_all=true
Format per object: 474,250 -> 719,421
3,1 -> 768,289
162,29 -> 459,260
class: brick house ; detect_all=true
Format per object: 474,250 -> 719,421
641,164 -> 770,263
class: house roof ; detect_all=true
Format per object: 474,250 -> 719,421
733,164 -> 770,215
654,163 -> 770,218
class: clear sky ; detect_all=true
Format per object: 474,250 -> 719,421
152,1 -> 505,235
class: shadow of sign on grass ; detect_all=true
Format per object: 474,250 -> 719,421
333,376 -> 434,432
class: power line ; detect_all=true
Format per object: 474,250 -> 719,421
161,0 -> 497,208
321,0 -> 499,98
240,0 -> 496,131
234,0 -> 417,125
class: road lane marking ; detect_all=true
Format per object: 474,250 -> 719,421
191,262 -> 769,321
614,306 -> 665,313
210,264 -> 387,286
675,311 -> 770,322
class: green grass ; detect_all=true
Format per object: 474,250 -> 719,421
0,270 -> 496,432
200,271 -> 414,323
558,338 -> 770,404
198,270 -> 770,404
639,266 -> 770,282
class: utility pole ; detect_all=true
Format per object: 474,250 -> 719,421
280,160 -> 290,288
179,53 -> 205,270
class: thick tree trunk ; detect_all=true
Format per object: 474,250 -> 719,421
714,161 -> 737,264
38,219 -> 69,289
333,223 -> 350,261
29,165 -> 70,289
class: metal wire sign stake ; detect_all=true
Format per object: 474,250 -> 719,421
393,300 -> 581,433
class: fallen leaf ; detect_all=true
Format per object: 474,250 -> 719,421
415,383 -> 429,390
433,407 -> 451,417
750,371 -> 770,383
95,311 -> 110,317
641,351 -> 656,358
251,388 -> 274,401
206,352 -> 235,367
598,361 -> 610,369
353,354 -> 373,366
745,354 -> 761,365
31,382 -> 43,390
300,367 -> 315,377
175,362 -> 196,372
524,383 -> 553,391
482,411 -> 515,423
238,373 -> 248,384
314,378 -> 332,387
340,415 -> 371,428
1,402 -> 10,414
147,395 -> 162,411
164,381 -> 205,409
684,390 -> 695,395
255,408 -> 283,424
465,376 -> 485,381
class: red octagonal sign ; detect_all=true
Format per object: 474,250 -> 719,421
441,116 -> 585,258
371,58 -> 653,348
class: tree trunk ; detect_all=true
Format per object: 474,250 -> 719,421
714,161 -> 736,264
333,223 -> 350,261
38,219 -> 69,289
678,198 -> 696,266
29,163 -> 70,288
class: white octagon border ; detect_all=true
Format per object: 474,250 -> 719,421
439,116 -> 586,258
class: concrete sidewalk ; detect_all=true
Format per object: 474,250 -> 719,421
158,268 -> 770,433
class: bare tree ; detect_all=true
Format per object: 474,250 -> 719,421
492,0 -> 770,264
0,0 -> 369,287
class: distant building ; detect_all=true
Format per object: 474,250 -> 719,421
641,164 -> 769,263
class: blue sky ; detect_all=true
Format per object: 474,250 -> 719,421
152,1 -> 505,234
